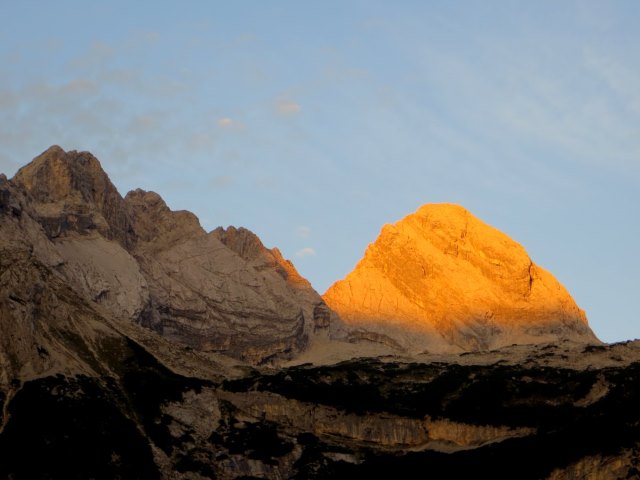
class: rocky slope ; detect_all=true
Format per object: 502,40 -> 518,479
4,146 -> 631,479
1,163 -> 233,383
324,204 -> 598,352
6,145 -> 340,365
1,327 -> 639,479
4,147 -> 598,363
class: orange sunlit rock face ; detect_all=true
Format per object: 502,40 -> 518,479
323,204 -> 598,352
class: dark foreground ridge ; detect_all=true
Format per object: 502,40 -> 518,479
1,343 -> 640,478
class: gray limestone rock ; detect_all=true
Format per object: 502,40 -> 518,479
7,146 -> 340,365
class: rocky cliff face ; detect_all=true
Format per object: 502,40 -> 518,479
125,190 -> 340,363
2,329 -> 639,479
4,147 -> 597,363
324,204 -> 597,352
3,146 -> 337,365
12,145 -> 134,249
1,147 -> 634,479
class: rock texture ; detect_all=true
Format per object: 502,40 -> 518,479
125,192 -> 341,364
12,145 -> 134,249
0,173 -> 99,383
1,147 -> 637,479
4,146 -> 597,363
0,163 -> 229,385
4,146 -> 339,365
324,204 -> 597,352
3,277 -> 640,480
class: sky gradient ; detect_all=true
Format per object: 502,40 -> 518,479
1,1 -> 639,342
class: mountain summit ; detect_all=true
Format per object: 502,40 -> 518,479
323,204 -> 597,352
4,148 -> 630,479
2,146 -> 340,368
12,145 -> 134,249
3,147 -> 598,361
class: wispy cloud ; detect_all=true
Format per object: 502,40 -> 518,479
59,78 -> 98,95
140,31 -> 160,43
295,247 -> 316,258
397,33 -> 640,177
296,226 -> 311,238
490,59 -> 640,170
69,41 -> 115,70
217,117 -> 244,129
209,175 -> 233,189
276,97 -> 302,115
128,113 -> 162,133
254,176 -> 279,190
187,132 -> 216,151
583,49 -> 640,114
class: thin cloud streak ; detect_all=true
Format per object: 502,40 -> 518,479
296,247 -> 316,258
296,226 -> 311,238
276,97 -> 302,114
210,175 -> 233,189
217,117 -> 244,129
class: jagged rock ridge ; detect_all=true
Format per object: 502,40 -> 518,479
5,146 -> 340,365
2,146 -> 632,480
12,145 -> 134,249
2,146 -> 599,364
324,203 -> 598,352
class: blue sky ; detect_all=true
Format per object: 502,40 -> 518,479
1,1 -> 639,342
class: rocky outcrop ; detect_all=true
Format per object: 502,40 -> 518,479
212,347 -> 640,479
211,226 -> 341,334
5,146 -> 338,364
3,332 -> 640,479
0,173 -> 146,385
12,146 -> 134,249
131,226 -> 311,363
220,390 -> 429,447
324,204 -> 598,352
2,148 -> 639,478
423,417 -> 535,449
54,235 -> 150,322
124,189 -> 203,250
0,173 -> 64,270
5,147 -> 598,362
547,450 -> 639,480
126,191 -> 339,364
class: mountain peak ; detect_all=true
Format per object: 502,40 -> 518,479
211,226 -> 268,262
211,225 -> 312,288
14,146 -> 106,197
41,144 -> 66,156
416,202 -> 468,215
324,203 -> 597,352
11,146 -> 133,248
3,146 -> 341,365
125,188 -> 204,247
